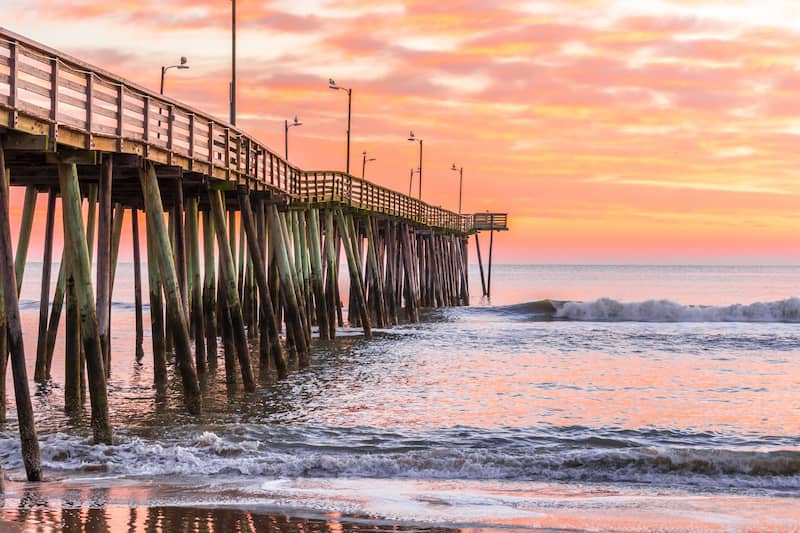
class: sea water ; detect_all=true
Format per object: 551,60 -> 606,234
0,264 -> 798,531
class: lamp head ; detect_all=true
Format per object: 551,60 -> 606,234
408,130 -> 416,141
451,163 -> 457,171
328,78 -> 337,89
293,115 -> 302,126
177,56 -> 189,69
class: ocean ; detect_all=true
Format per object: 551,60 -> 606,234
0,264 -> 798,531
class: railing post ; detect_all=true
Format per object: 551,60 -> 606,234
269,152 -> 274,187
207,121 -> 215,165
188,113 -> 195,160
49,57 -> 59,149
142,96 -> 150,151
8,41 -> 18,127
224,128 -> 231,179
116,84 -> 124,151
244,137 -> 251,179
166,104 -> 174,163
254,145 -> 260,188
85,72 -> 94,148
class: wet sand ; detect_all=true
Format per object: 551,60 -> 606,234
0,478 -> 798,532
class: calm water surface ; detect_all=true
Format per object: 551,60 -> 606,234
0,264 -> 798,531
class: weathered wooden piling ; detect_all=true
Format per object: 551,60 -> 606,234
218,210 -> 238,381
238,193 -> 286,375
323,210 -> 339,338
335,209 -> 371,337
202,210 -> 218,369
208,189 -> 256,391
174,176 -> 189,318
186,196 -> 206,373
64,250 -> 81,415
474,233 -> 487,298
33,190 -> 56,381
96,156 -> 113,374
43,185 -> 96,379
255,200 -> 272,374
307,209 -> 329,340
365,216 -> 387,328
0,257 -> 6,425
0,143 -> 42,480
131,209 -> 145,360
139,163 -> 201,414
268,204 -> 310,361
57,160 -> 112,445
13,186 -> 36,295
146,207 -> 167,387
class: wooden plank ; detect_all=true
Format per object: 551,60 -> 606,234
57,90 -> 87,110
17,59 -> 51,83
91,104 -> 118,121
16,77 -> 50,99
16,101 -> 52,119
57,73 -> 87,94
92,87 -> 118,106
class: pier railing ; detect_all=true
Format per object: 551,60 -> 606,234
0,27 -> 489,234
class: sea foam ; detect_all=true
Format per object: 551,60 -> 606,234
554,297 -> 800,322
1,430 -> 797,491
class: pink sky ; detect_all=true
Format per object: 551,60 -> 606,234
4,0 -> 800,264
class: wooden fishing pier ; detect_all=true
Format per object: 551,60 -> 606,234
0,28 -> 508,481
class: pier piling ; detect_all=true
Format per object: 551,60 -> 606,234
0,27 -> 512,482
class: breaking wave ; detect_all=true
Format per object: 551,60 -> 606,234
1,427 -> 798,491
494,297 -> 800,323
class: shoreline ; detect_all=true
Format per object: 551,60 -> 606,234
1,477 -> 799,532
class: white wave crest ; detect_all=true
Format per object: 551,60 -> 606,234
554,297 -> 800,323
1,431 -> 797,491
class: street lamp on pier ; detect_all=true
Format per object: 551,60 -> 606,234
451,163 -> 463,214
361,151 -> 376,179
328,78 -> 353,174
407,131 -> 423,201
284,115 -> 302,160
160,56 -> 189,94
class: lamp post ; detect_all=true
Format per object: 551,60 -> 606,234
231,0 -> 236,125
407,131 -> 423,201
451,163 -> 463,214
328,78 -> 352,174
361,151 -> 376,179
284,115 -> 302,160
158,58 -> 189,140
160,57 -> 189,94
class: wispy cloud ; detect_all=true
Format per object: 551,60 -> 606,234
3,0 -> 800,261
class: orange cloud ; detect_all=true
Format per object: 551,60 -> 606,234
3,0 -> 800,264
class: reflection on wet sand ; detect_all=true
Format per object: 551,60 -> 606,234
2,504 -> 459,532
